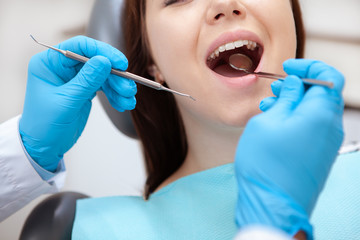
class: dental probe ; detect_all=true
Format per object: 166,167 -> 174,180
30,35 -> 196,101
229,54 -> 334,89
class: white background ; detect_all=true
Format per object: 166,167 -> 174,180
0,0 -> 359,239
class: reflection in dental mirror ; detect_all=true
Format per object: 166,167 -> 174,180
228,53 -> 253,72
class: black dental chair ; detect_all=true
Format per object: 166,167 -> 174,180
20,192 -> 89,240
19,0 -> 136,239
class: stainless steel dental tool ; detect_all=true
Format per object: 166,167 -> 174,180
228,53 -> 334,89
30,35 -> 196,101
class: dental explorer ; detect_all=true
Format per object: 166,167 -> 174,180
228,53 -> 334,89
30,35 -> 196,101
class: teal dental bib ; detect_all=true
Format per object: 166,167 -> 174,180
72,151 -> 360,239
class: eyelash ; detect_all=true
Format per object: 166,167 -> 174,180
164,0 -> 186,6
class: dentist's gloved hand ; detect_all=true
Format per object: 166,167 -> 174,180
20,36 -> 137,172
235,59 -> 345,239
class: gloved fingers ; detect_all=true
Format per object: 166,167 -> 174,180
102,81 -> 137,112
106,74 -> 137,98
60,56 -> 112,101
283,59 -> 345,93
27,52 -> 77,86
257,80 -> 282,112
107,95 -> 136,113
296,89 -> 345,124
271,80 -> 283,97
269,75 -> 305,115
300,84 -> 344,114
75,100 -> 92,141
259,97 -> 277,112
284,59 -> 345,115
42,36 -> 128,83
55,36 -> 128,70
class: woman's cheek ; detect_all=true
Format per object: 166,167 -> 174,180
258,2 -> 297,67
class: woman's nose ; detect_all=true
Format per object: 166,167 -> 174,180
206,0 -> 246,25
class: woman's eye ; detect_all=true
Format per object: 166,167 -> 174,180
164,0 -> 186,7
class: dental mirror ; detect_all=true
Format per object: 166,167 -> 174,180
228,53 -> 334,88
228,53 -> 253,72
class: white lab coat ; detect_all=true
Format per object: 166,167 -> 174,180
0,116 -> 65,222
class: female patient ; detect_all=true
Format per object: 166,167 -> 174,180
71,0 -> 344,239
19,0 -> 346,239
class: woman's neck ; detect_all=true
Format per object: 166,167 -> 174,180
156,114 -> 243,191
183,124 -> 241,175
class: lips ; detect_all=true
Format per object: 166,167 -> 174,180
205,30 -> 264,78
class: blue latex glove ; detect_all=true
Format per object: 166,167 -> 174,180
20,36 -> 137,172
235,59 -> 345,239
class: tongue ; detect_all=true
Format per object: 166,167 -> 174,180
213,64 -> 248,78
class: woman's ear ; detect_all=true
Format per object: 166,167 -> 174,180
148,65 -> 165,84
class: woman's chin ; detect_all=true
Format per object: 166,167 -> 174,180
214,106 -> 262,130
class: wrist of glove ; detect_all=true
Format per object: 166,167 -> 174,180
235,59 -> 345,239
20,128 -> 64,171
236,170 -> 313,238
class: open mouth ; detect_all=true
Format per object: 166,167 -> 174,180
206,40 -> 264,78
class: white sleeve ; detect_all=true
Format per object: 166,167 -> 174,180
234,226 -> 294,240
0,116 -> 66,222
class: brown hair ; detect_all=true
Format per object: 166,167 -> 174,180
123,0 -> 305,199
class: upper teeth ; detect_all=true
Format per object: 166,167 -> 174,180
208,40 -> 258,61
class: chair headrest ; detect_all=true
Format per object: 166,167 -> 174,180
87,0 -> 138,139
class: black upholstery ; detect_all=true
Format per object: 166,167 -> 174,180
87,0 -> 138,139
19,192 -> 89,240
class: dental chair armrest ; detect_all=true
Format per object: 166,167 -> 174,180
20,191 -> 89,240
